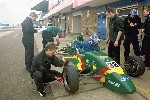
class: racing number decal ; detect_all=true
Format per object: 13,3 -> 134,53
105,61 -> 124,74
106,61 -> 120,69
106,62 -> 114,69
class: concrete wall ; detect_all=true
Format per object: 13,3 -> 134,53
81,9 -> 97,34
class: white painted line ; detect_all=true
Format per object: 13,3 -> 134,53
13,34 -> 18,38
0,31 -> 14,37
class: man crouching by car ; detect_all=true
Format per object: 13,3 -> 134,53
30,42 -> 64,97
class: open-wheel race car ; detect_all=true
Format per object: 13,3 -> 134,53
59,35 -> 145,94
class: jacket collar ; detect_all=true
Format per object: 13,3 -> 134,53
26,17 -> 32,21
42,50 -> 50,61
110,14 -> 117,21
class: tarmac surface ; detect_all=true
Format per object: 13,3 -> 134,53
0,28 -> 55,100
0,28 -> 150,100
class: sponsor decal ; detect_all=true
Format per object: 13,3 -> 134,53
108,80 -> 120,87
121,76 -> 130,81
86,59 -> 89,63
99,56 -> 108,59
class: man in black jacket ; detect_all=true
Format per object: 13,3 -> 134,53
30,42 -> 64,97
141,7 -> 150,67
123,9 -> 141,61
21,12 -> 38,71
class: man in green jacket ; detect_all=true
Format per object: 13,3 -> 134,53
42,22 -> 65,48
105,8 -> 124,64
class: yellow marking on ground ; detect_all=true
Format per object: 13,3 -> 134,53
105,67 -> 124,74
134,84 -> 150,96
145,89 -> 150,92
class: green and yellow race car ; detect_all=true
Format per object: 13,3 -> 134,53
60,35 -> 145,94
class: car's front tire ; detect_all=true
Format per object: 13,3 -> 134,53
62,65 -> 79,93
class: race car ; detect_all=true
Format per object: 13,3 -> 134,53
60,35 -> 145,94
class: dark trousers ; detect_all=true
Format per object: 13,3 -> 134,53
24,44 -> 34,70
123,36 -> 140,59
33,70 -> 62,92
108,41 -> 121,64
141,35 -> 150,67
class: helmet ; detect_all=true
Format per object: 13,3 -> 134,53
89,34 -> 101,45
130,9 -> 137,16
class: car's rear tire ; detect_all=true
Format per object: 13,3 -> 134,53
125,56 -> 145,77
62,65 -> 79,93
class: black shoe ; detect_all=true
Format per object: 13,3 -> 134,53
39,91 -> 46,97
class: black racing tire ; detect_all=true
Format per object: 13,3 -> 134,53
125,56 -> 145,77
62,65 -> 79,93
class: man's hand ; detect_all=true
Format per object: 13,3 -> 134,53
141,29 -> 145,33
114,31 -> 122,47
55,76 -> 63,82
56,41 -> 60,46
64,60 -> 69,66
106,39 -> 109,44
130,23 -> 134,27
56,36 -> 60,46
114,40 -> 118,47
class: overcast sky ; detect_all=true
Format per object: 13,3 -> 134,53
0,0 -> 32,25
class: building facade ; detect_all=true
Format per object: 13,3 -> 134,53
30,0 -> 150,39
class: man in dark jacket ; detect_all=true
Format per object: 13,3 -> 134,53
21,12 -> 38,71
123,9 -> 141,61
30,42 -> 64,97
106,8 -> 124,64
141,7 -> 150,67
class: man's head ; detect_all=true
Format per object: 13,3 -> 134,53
143,7 -> 150,17
44,42 -> 58,57
105,8 -> 115,18
29,12 -> 38,21
48,21 -> 54,26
